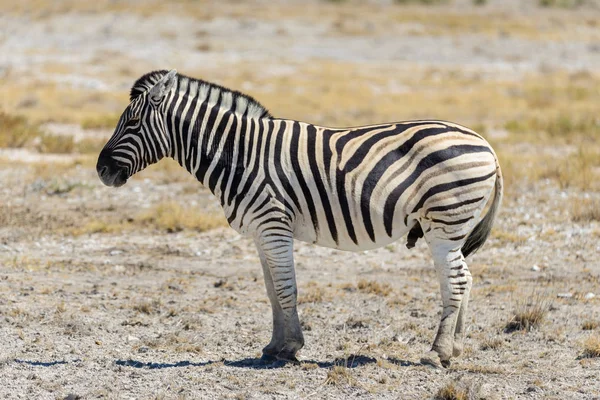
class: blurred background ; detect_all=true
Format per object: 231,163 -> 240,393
1,1 -> 600,398
1,0 -> 600,195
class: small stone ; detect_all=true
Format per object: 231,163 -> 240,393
531,265 -> 540,272
557,293 -> 573,299
113,265 -> 125,272
109,250 -> 123,256
127,335 -> 140,343
584,293 -> 595,300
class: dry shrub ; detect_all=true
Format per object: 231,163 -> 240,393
325,365 -> 356,386
499,146 -> 599,192
136,201 -> 227,233
571,198 -> 600,222
581,336 -> 600,358
434,380 -> 483,400
146,332 -> 203,354
72,220 -> 127,235
80,114 -> 119,130
505,292 -> 551,333
539,0 -> 585,8
394,0 -> 449,4
38,133 -> 74,154
582,320 -> 599,331
132,299 -> 162,315
491,229 -> 527,245
298,285 -> 326,304
357,279 -> 392,296
0,111 -> 41,148
479,337 -> 504,351
505,113 -> 600,141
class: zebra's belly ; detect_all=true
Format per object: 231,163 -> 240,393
292,216 -> 412,252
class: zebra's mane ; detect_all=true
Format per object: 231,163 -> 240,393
130,70 -> 271,119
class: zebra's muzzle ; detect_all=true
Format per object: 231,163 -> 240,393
97,152 -> 128,188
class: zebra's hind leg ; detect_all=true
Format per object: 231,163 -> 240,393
421,239 -> 470,368
452,256 -> 472,357
254,231 -> 304,364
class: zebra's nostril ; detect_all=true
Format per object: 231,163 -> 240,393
99,165 -> 108,177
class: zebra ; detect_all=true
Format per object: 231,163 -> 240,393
97,69 -> 503,368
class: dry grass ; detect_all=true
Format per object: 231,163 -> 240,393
136,201 -> 227,233
582,320 -> 599,331
72,220 -> 128,235
37,133 -> 75,154
75,138 -> 106,154
479,337 -> 505,351
394,0 -> 449,5
132,299 -> 162,315
496,144 -> 600,197
356,279 -> 392,297
580,335 -> 600,358
0,111 -> 41,148
324,365 -> 357,387
298,283 -> 327,304
539,0 -> 585,8
505,292 -> 551,333
570,198 -> 600,222
81,114 -> 120,130
434,380 -> 482,400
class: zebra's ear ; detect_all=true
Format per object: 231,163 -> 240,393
148,69 -> 177,104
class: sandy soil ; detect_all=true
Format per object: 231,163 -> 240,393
1,1 -> 600,399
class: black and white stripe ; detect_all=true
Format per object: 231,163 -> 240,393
97,69 -> 503,367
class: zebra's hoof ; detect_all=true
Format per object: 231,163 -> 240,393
420,351 -> 445,369
260,353 -> 278,364
453,343 -> 463,357
275,352 -> 300,365
261,350 -> 300,366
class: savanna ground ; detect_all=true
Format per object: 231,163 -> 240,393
1,0 -> 600,398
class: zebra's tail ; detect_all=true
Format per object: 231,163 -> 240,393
461,158 -> 503,258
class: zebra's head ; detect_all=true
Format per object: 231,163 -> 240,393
97,69 -> 177,187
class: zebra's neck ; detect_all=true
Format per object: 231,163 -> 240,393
165,89 -> 267,204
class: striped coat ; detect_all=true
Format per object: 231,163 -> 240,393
97,70 -> 502,368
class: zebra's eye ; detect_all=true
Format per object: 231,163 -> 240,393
129,115 -> 140,123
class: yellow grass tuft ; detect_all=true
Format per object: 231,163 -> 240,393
571,198 -> 600,223
37,133 -> 75,154
0,111 -> 41,148
136,201 -> 227,233
81,114 -> 120,130
505,292 -> 551,333
324,365 -> 356,386
581,335 -> 600,358
434,382 -> 469,400
132,299 -> 162,315
582,321 -> 599,331
357,279 -> 392,296
298,285 -> 326,304
480,337 -> 505,351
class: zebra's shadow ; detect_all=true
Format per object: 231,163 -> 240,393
114,355 -> 419,370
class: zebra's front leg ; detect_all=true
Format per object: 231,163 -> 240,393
421,244 -> 468,368
255,232 -> 304,364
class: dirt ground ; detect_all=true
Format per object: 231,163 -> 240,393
1,1 -> 600,399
